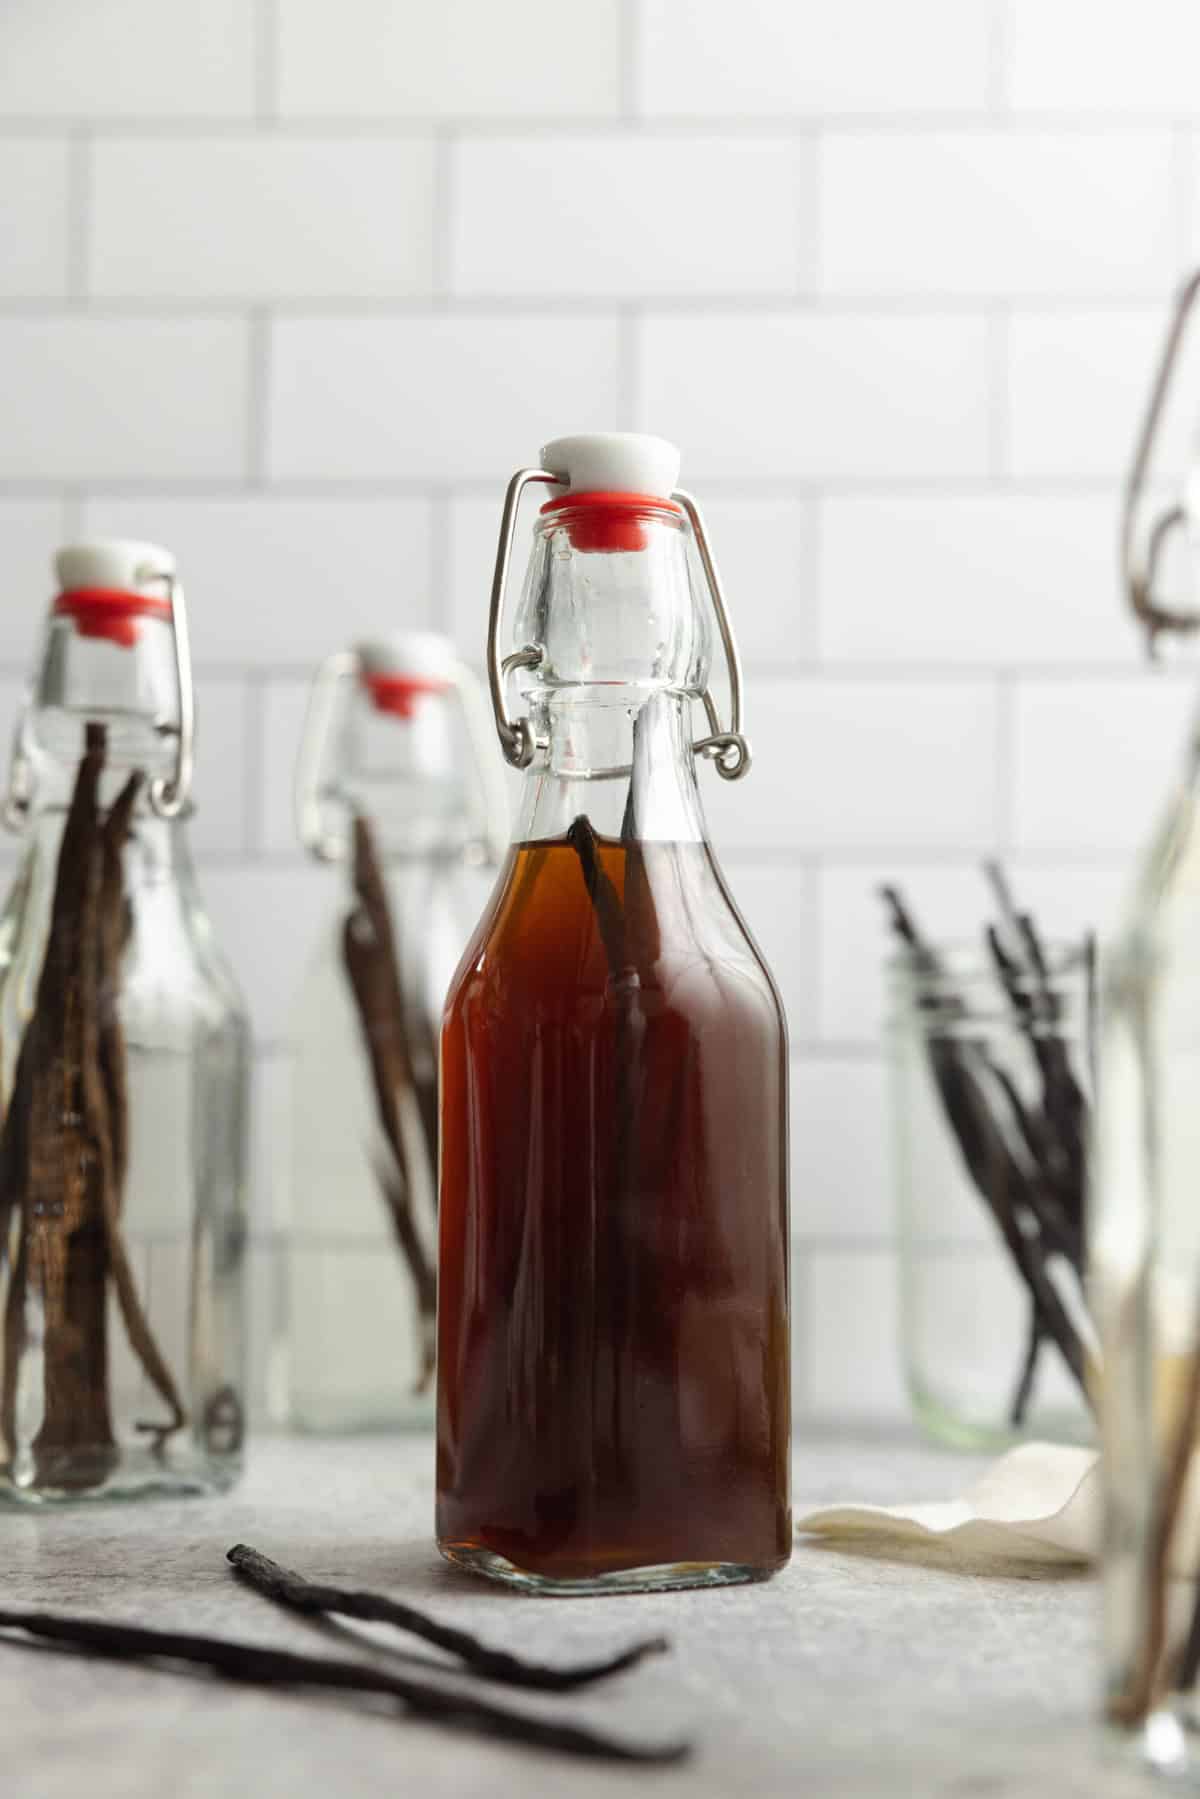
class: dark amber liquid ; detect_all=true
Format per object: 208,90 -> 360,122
436,827 -> 790,1586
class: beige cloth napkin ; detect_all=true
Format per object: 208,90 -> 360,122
796,1443 -> 1099,1568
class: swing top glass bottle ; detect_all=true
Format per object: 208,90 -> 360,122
0,539 -> 248,1503
437,434 -> 792,1594
288,633 -> 507,1432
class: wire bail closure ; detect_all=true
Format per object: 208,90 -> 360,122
1122,268 -> 1200,654
1,567 -> 194,833
486,469 -> 752,781
296,649 -> 509,868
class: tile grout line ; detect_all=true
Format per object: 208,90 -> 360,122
246,308 -> 270,485
241,670 -> 268,857
255,0 -> 281,124
617,304 -> 640,429
1173,122 -> 1194,273
432,130 -> 454,308
66,128 -> 90,302
993,671 -> 1016,858
619,0 -> 638,121
428,488 -> 451,631
987,0 -> 1011,115
987,305 -> 1011,479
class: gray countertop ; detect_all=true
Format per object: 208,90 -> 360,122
0,1434 -> 1159,1799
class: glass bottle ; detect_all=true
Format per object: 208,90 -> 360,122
0,539 -> 249,1503
436,433 -> 791,1594
890,934 -> 1095,1452
288,634 -> 507,1432
1096,269 -> 1200,1770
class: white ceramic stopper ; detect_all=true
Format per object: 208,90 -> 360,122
541,433 -> 681,499
356,631 -> 459,681
54,539 -> 176,594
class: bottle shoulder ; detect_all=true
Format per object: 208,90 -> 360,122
444,833 -> 785,1043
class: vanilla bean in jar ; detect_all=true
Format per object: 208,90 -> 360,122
436,434 -> 791,1593
0,540 -> 249,1503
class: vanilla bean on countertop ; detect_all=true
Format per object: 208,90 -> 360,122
0,1606 -> 688,1766
228,1545 -> 668,1692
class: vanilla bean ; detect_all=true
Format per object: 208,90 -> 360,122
883,883 -> 1092,1411
342,813 -> 438,1390
0,1605 -> 687,1765
228,1545 -> 668,1692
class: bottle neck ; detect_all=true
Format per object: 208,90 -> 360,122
516,689 -> 707,846
511,501 -> 712,847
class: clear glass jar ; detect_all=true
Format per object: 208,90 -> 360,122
287,635 -> 506,1432
436,434 -> 791,1594
889,941 -> 1094,1452
0,540 -> 249,1504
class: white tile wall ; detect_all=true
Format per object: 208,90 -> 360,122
818,133 -> 1177,300
0,141 -> 70,296
636,0 -> 993,116
0,318 -> 250,481
91,140 -> 437,300
451,135 -> 810,298
277,0 -> 621,119
637,313 -> 992,479
268,316 -> 622,479
0,0 -> 255,119
0,0 -> 1192,1424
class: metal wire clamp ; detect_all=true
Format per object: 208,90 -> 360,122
486,469 -> 752,781
1122,268 -> 1200,654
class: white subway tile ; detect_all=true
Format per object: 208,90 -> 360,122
791,1058 -> 890,1241
202,863 -> 334,1045
268,316 -> 621,481
278,0 -> 620,118
690,495 -> 817,667
260,679 -> 309,857
819,494 -> 1132,665
1011,0 -> 1200,112
637,313 -> 991,479
91,139 -> 435,300
451,135 -> 807,298
1007,307 -> 1192,481
0,318 -> 248,481
820,132 -> 1176,300
0,501 -> 68,660
447,494 -> 508,659
801,1249 -> 907,1419
192,679 -> 251,856
1012,675 -> 1196,855
448,490 -> 816,670
637,0 -> 991,116
705,678 -> 998,855
717,863 -> 816,1035
0,0 -> 254,119
79,496 -> 434,665
0,141 -> 69,296
817,858 -> 1124,1046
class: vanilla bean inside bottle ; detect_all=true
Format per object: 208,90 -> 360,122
437,435 -> 790,1593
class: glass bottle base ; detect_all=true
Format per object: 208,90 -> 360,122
438,1541 -> 782,1596
0,1445 -> 242,1507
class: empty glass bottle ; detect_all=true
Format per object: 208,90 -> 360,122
0,539 -> 249,1503
1096,269 -> 1200,1769
288,634 -> 506,1432
437,433 -> 791,1593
